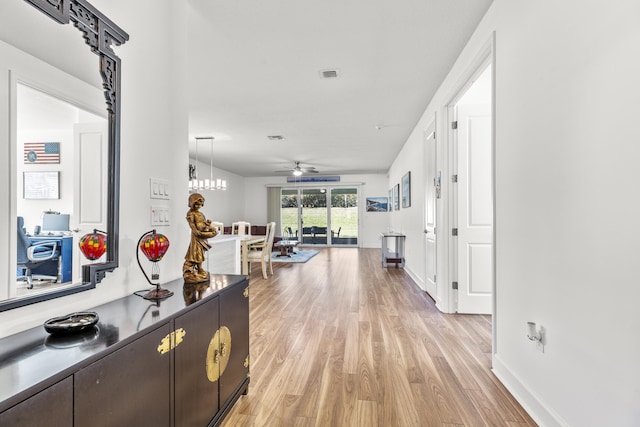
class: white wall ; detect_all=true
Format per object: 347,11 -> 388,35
357,174 -> 391,248
0,0 -> 189,337
388,133 -> 427,289
390,0 -> 640,425
105,0 -> 189,295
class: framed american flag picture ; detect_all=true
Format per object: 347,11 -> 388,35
24,142 -> 60,164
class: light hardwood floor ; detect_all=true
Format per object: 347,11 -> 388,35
222,247 -> 536,427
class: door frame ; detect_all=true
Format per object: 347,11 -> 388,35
442,33 -> 497,353
423,115 -> 440,305
73,121 -> 108,282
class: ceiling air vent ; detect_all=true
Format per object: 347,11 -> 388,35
267,135 -> 284,141
320,69 -> 339,79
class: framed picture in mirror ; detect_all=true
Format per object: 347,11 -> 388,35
23,171 -> 59,200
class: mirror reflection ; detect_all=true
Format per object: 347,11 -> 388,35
15,83 -> 107,299
0,0 -> 127,311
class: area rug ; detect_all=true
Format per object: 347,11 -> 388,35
271,249 -> 319,263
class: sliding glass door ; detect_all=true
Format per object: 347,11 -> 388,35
280,189 -> 299,240
280,187 -> 358,246
330,188 -> 358,245
301,188 -> 327,244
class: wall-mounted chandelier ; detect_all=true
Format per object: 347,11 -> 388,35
189,136 -> 227,191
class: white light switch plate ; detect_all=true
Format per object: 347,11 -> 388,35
151,206 -> 170,226
150,178 -> 170,200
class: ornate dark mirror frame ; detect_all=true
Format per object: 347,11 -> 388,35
0,0 -> 128,312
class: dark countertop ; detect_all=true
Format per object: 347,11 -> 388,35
0,274 -> 247,412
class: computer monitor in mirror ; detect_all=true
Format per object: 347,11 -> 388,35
41,213 -> 70,234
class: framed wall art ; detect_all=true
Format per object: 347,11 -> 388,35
24,142 -> 60,164
402,171 -> 411,208
23,171 -> 60,199
366,197 -> 389,212
393,184 -> 400,211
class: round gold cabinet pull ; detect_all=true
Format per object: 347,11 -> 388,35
206,326 -> 232,382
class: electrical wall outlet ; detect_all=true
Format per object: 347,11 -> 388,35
527,322 -> 545,353
536,326 -> 545,353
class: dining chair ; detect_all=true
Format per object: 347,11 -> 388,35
246,221 -> 275,279
285,226 -> 296,240
210,221 -> 224,235
232,221 -> 251,235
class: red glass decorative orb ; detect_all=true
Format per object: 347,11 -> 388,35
139,232 -> 170,262
79,230 -> 107,260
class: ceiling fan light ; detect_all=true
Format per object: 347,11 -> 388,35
293,169 -> 303,176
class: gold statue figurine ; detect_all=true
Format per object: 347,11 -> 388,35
183,193 -> 218,283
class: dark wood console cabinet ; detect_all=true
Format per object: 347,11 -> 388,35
0,275 -> 250,427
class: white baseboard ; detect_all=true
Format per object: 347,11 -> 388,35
492,355 -> 568,427
403,265 -> 425,291
403,266 -> 453,313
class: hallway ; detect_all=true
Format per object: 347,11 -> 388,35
222,248 -> 536,426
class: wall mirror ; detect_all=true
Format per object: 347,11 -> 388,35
0,0 -> 128,312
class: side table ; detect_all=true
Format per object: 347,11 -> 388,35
381,233 -> 405,268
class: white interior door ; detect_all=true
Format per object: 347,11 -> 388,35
73,122 -> 108,282
424,120 -> 437,299
455,103 -> 492,314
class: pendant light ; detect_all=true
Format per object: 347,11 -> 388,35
209,137 -> 214,190
190,137 -> 199,189
190,136 -> 226,191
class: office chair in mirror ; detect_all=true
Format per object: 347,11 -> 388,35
17,216 -> 61,290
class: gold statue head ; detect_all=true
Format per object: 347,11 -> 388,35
188,193 -> 204,209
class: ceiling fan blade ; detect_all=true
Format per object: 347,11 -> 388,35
274,162 -> 321,174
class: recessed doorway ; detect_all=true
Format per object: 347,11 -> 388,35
450,62 -> 493,315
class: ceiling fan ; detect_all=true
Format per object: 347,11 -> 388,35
275,161 -> 319,176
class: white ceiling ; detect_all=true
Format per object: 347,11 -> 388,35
187,0 -> 494,177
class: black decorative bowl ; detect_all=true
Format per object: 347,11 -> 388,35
44,311 -> 99,335
45,325 -> 100,348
